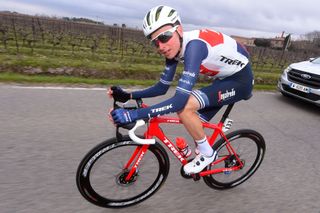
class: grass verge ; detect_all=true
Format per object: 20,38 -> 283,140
0,72 -> 277,91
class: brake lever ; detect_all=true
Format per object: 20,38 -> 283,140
113,99 -> 136,141
116,126 -> 123,142
116,122 -> 136,142
113,101 -> 121,110
113,98 -> 144,142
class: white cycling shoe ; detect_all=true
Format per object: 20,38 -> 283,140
183,151 -> 217,174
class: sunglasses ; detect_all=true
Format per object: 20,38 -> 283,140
150,26 -> 178,47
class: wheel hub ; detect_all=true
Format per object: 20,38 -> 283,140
225,155 -> 240,168
116,170 -> 138,186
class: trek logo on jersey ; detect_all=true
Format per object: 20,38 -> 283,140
220,56 -> 245,67
151,104 -> 173,113
218,88 -> 236,102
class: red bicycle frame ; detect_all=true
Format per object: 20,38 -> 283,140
124,104 -> 243,181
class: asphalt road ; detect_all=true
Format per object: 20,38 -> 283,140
1,84 -> 319,213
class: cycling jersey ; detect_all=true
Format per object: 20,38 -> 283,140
132,29 -> 252,120
182,29 -> 249,78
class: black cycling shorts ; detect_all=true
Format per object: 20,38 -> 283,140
191,63 -> 253,122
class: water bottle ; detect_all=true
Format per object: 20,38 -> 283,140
176,137 -> 191,158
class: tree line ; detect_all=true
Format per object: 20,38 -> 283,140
0,12 -> 319,73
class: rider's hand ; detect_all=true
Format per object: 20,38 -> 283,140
108,86 -> 131,103
111,108 -> 138,125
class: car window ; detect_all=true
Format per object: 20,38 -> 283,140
311,57 -> 320,64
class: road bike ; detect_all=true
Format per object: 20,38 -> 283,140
76,97 -> 266,208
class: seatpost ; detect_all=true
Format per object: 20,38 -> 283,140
220,103 -> 234,123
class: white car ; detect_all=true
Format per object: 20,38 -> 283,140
278,57 -> 320,106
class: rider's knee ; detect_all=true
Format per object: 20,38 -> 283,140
177,99 -> 199,118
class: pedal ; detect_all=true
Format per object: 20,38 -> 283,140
192,174 -> 200,181
180,167 -> 201,181
180,165 -> 193,179
180,158 -> 201,181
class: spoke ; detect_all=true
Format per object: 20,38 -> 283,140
117,160 -> 126,170
209,136 -> 258,181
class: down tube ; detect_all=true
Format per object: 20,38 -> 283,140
148,128 -> 188,165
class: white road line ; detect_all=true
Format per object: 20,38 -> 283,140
1,85 -> 107,91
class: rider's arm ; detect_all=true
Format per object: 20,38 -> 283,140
131,59 -> 178,99
134,40 -> 208,119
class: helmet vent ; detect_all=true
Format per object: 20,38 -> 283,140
168,9 -> 175,17
146,11 -> 151,26
155,6 -> 163,21
142,6 -> 180,37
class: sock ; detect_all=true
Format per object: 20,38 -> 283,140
195,137 -> 214,157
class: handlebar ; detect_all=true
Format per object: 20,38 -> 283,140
113,97 -> 154,145
128,120 -> 155,144
113,98 -> 143,111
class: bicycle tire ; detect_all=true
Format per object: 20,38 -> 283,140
203,129 -> 265,190
76,135 -> 170,208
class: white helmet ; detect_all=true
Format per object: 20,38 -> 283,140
142,5 -> 181,38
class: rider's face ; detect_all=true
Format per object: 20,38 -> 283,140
150,25 -> 182,59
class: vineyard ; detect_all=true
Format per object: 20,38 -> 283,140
0,12 -> 317,85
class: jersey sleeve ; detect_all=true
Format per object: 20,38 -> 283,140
131,59 -> 178,99
135,40 -> 208,119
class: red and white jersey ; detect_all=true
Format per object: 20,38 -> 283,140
180,29 -> 249,78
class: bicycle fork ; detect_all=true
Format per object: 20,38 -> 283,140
124,145 -> 149,181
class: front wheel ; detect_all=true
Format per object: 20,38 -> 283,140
76,136 -> 170,208
203,129 -> 266,190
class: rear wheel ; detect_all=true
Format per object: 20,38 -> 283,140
203,129 -> 265,189
76,136 -> 170,208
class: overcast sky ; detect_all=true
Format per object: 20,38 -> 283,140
1,0 -> 319,39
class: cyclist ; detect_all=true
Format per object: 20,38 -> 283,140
109,5 -> 253,174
